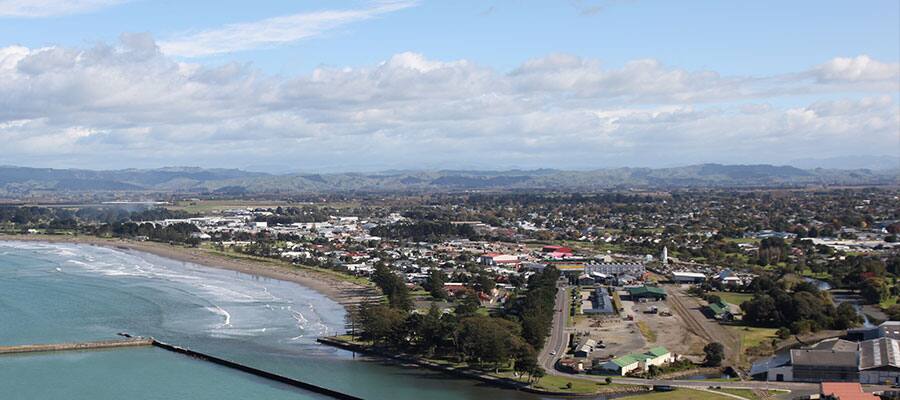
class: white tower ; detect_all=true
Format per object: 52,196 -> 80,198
661,246 -> 668,265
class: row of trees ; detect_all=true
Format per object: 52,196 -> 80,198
89,221 -> 201,245
353,267 -> 561,382
0,206 -> 194,230
370,221 -> 480,242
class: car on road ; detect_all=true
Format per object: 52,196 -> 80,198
550,351 -> 556,356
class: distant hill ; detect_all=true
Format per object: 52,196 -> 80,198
789,155 -> 900,170
0,164 -> 896,197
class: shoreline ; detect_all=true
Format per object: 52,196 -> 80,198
0,234 -> 378,308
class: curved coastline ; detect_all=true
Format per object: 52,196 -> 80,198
0,234 -> 377,308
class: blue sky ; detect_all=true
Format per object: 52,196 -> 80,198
0,0 -> 898,171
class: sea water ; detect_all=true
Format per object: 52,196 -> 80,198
0,241 -> 547,400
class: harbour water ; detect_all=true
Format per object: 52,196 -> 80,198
0,241 -> 548,400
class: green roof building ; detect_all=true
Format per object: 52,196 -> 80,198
705,300 -> 734,321
626,286 -> 667,300
600,347 -> 674,376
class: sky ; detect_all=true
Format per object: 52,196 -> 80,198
0,0 -> 898,172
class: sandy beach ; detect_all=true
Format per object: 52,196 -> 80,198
0,234 -> 378,308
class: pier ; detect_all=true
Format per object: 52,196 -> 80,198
3,334 -> 362,400
0,338 -> 153,355
150,339 -> 363,400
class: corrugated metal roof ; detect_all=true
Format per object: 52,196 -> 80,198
791,349 -> 858,367
859,337 -> 900,370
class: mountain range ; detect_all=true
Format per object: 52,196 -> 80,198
0,164 -> 897,196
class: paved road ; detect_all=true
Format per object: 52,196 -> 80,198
545,371 -> 893,394
538,282 -> 569,371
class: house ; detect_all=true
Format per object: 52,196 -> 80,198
820,382 -> 879,400
559,358 -> 586,373
626,286 -> 667,301
478,253 -> 519,267
542,245 -> 573,253
600,347 -> 674,376
574,338 -> 597,358
705,300 -> 734,321
577,273 -> 596,286
671,271 -> 706,284
716,269 -> 744,286
583,288 -> 615,315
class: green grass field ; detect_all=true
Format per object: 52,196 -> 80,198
727,325 -> 778,353
709,291 -> 752,306
530,374 -> 605,394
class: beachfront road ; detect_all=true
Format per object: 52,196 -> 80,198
538,282 -> 569,372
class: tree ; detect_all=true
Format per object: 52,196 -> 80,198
475,273 -> 496,293
531,367 -> 546,384
454,288 -> 481,316
513,347 -> 539,382
357,302 -> 407,346
424,269 -> 448,300
416,302 -> 445,355
834,302 -> 862,330
372,263 -> 413,311
458,315 -> 520,370
703,342 -> 725,367
776,327 -> 791,339
741,294 -> 779,326
861,278 -> 889,304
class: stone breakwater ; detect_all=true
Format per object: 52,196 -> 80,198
0,338 -> 153,355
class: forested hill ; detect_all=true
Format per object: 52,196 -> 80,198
0,164 -> 896,196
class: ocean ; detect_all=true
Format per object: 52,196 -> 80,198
0,241 -> 546,400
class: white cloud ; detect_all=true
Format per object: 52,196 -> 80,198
159,1 -> 418,57
0,37 -> 896,170
814,55 -> 899,83
0,0 -> 126,17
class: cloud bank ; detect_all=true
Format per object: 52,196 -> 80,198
0,36 -> 897,170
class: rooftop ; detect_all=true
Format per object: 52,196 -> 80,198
627,286 -> 667,297
820,382 -> 879,400
859,337 -> 900,370
791,349 -> 858,368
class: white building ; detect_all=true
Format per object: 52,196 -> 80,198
671,271 -> 706,283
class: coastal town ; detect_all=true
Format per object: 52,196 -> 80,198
2,0 -> 897,398
2,187 -> 898,399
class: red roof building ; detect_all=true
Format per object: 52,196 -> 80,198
820,382 -> 879,400
542,245 -> 573,253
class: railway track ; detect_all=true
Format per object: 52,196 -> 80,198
666,286 -> 746,376
666,287 -> 713,342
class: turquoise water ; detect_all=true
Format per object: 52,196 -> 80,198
0,241 -> 547,400
0,347 -> 319,400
